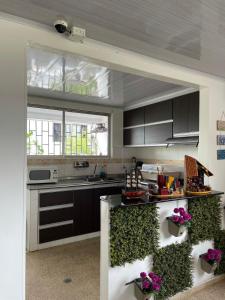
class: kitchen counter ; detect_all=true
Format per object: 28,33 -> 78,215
101,190 -> 224,208
27,178 -> 125,190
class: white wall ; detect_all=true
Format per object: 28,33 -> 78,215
1,12 -> 225,300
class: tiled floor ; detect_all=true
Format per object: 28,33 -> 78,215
172,278 -> 225,300
26,238 -> 100,300
26,239 -> 225,300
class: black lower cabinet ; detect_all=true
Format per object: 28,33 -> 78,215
39,224 -> 74,244
39,186 -> 123,243
39,191 -> 73,207
40,207 -> 74,226
74,189 -> 94,236
93,189 -> 102,232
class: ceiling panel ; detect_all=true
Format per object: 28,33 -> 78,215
1,1 -> 224,77
122,73 -> 181,104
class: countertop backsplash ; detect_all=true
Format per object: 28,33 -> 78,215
27,157 -> 133,178
27,156 -> 186,180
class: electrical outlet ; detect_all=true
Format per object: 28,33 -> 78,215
69,26 -> 86,42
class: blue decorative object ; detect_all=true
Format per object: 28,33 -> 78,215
217,149 -> 225,160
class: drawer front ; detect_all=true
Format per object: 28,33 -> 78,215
39,206 -> 74,225
39,191 -> 73,207
39,223 -> 74,243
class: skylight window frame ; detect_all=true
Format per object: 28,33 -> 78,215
27,47 -> 110,99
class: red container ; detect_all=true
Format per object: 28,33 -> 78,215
157,175 -> 165,188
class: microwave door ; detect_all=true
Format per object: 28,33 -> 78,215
28,170 -> 52,184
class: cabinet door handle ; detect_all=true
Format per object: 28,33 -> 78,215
39,203 -> 74,212
39,220 -> 74,229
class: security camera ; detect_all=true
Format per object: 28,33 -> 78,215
54,19 -> 69,34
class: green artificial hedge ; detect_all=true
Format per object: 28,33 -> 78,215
153,242 -> 193,299
214,230 -> 225,275
188,196 -> 221,244
110,205 -> 159,267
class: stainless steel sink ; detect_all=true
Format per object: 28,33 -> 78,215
86,176 -> 102,182
57,177 -> 124,187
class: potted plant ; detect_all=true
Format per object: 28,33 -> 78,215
167,207 -> 192,237
199,248 -> 222,273
134,272 -> 162,300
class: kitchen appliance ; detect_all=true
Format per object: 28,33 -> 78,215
140,164 -> 184,194
140,164 -> 183,181
27,166 -> 58,184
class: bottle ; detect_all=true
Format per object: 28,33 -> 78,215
99,164 -> 106,179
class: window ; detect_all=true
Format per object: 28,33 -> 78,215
27,47 -> 109,99
27,106 -> 109,156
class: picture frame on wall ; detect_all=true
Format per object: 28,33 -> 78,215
217,120 -> 225,131
217,149 -> 225,160
217,135 -> 225,145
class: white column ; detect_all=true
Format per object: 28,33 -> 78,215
0,24 -> 26,299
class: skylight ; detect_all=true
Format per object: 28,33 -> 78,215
27,47 -> 109,99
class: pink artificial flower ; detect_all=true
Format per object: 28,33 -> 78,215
208,253 -> 214,260
172,215 -> 180,223
208,249 -> 214,256
214,249 -> 222,262
142,280 -> 150,289
179,217 -> 185,225
187,213 -> 192,221
140,272 -> 147,279
152,283 -> 161,291
174,208 -> 179,213
148,272 -> 154,279
183,213 -> 189,221
179,207 -> 185,215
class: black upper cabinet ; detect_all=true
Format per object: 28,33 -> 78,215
173,92 -> 199,135
124,127 -> 144,145
145,100 -> 172,124
188,92 -> 199,132
145,123 -> 172,144
123,107 -> 145,127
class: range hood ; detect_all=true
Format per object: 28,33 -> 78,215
166,136 -> 199,146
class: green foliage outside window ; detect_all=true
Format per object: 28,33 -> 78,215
66,79 -> 98,96
26,131 -> 44,155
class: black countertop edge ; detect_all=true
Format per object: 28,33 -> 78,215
100,191 -> 224,208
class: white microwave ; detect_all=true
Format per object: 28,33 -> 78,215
27,167 -> 58,184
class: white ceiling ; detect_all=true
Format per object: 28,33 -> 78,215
27,46 -> 184,107
1,0 -> 225,78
